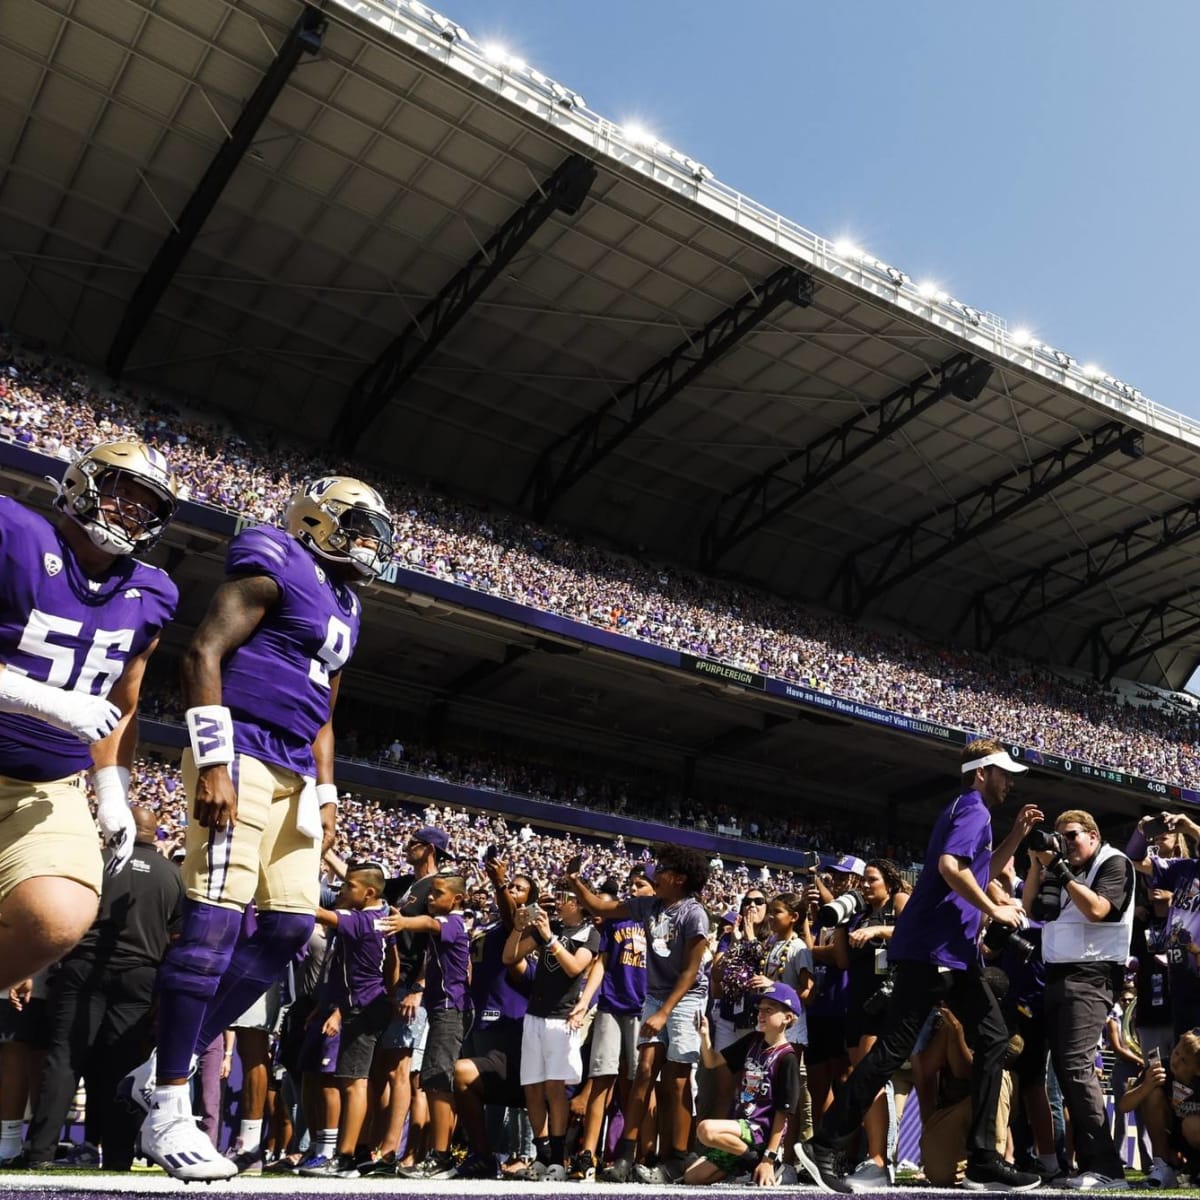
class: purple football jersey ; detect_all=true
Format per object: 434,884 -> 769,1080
219,525 -> 361,776
328,904 -> 389,1010
425,912 -> 470,1011
0,497 -> 177,781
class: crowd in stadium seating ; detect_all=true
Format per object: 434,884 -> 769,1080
2,334 -> 1198,795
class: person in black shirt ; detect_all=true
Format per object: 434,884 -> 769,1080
504,885 -> 599,1179
23,806 -> 183,1169
1025,808 -> 1135,1188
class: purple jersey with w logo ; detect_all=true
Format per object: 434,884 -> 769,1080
0,497 -> 178,781
220,525 -> 361,777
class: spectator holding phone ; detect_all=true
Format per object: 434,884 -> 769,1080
565,843 -> 711,1184
1129,812 -> 1200,1037
1118,1030 -> 1200,1186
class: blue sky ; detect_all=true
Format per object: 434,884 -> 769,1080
438,1 -> 1199,420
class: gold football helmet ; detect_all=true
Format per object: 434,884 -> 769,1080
286,476 -> 393,579
55,440 -> 178,556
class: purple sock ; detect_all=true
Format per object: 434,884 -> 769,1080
156,899 -> 243,1080
195,909 -> 315,1048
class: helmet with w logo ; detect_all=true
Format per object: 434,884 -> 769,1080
286,476 -> 393,579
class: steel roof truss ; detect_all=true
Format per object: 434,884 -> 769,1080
523,263 -> 814,518
105,5 -> 327,378
837,420 -> 1137,617
336,151 -> 597,450
699,351 -> 991,568
977,494 -> 1200,648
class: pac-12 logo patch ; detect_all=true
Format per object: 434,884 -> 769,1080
43,553 -> 62,576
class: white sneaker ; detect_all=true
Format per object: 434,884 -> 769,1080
1062,1171 -> 1124,1191
140,1100 -> 237,1182
543,1164 -> 567,1182
1146,1159 -> 1178,1189
119,1050 -> 156,1115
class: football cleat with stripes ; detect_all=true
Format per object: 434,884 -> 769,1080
140,1096 -> 236,1182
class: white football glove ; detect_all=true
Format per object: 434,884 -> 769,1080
93,766 -> 134,876
0,670 -> 121,742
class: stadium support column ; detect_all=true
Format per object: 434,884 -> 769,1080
699,353 -> 992,570
105,7 -> 326,378
335,154 -> 597,452
832,421 -> 1140,619
522,265 -> 814,520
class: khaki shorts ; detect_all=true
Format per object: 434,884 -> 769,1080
0,773 -> 102,903
181,751 -> 318,913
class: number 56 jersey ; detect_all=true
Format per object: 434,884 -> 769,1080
220,524 -> 361,778
0,496 -> 179,782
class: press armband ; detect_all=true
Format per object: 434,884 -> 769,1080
186,705 -> 235,768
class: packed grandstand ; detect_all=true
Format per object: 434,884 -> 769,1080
3,332 -> 1198,804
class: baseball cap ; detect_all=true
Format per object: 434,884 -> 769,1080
757,982 -> 803,1017
828,855 -> 867,875
411,826 -> 450,852
721,910 -> 739,926
962,749 -> 1029,775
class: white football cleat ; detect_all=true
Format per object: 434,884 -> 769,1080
140,1093 -> 236,1182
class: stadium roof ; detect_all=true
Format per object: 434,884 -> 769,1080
4,0 -> 1200,690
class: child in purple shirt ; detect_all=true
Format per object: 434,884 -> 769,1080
301,862 -> 393,1178
379,873 -> 469,1180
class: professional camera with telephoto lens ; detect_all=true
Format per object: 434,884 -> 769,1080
982,912 -> 1036,962
1027,826 -> 1069,860
819,889 -> 866,927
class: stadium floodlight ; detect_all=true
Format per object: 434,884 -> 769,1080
623,123 -> 657,150
916,280 -> 940,300
832,238 -> 864,261
429,13 -> 461,41
1012,327 -> 1033,347
482,42 -> 523,71
1081,363 -> 1103,380
684,157 -> 713,182
549,81 -> 585,109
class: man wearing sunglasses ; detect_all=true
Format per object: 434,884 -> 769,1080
1025,810 -> 1135,1190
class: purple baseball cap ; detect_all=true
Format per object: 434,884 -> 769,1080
411,826 -> 450,853
757,982 -> 803,1017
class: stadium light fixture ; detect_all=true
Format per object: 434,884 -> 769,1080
832,238 -> 864,261
623,123 -> 657,150
482,43 -> 524,71
1012,327 -> 1033,348
916,280 -> 939,300
1081,363 -> 1103,380
429,13 -> 461,41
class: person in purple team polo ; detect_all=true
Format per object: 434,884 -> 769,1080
126,476 -> 393,1182
805,737 -> 1045,1194
0,441 -> 178,988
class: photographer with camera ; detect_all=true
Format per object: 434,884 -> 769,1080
831,859 -> 910,1189
806,739 -> 1043,1193
1024,810 -> 1135,1190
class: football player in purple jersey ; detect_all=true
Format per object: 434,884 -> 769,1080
0,441 -> 178,988
129,475 -> 392,1182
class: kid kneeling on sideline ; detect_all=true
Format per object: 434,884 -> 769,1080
686,983 -> 804,1187
1119,1029 -> 1200,1187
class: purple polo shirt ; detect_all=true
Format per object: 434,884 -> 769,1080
890,789 -> 992,970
